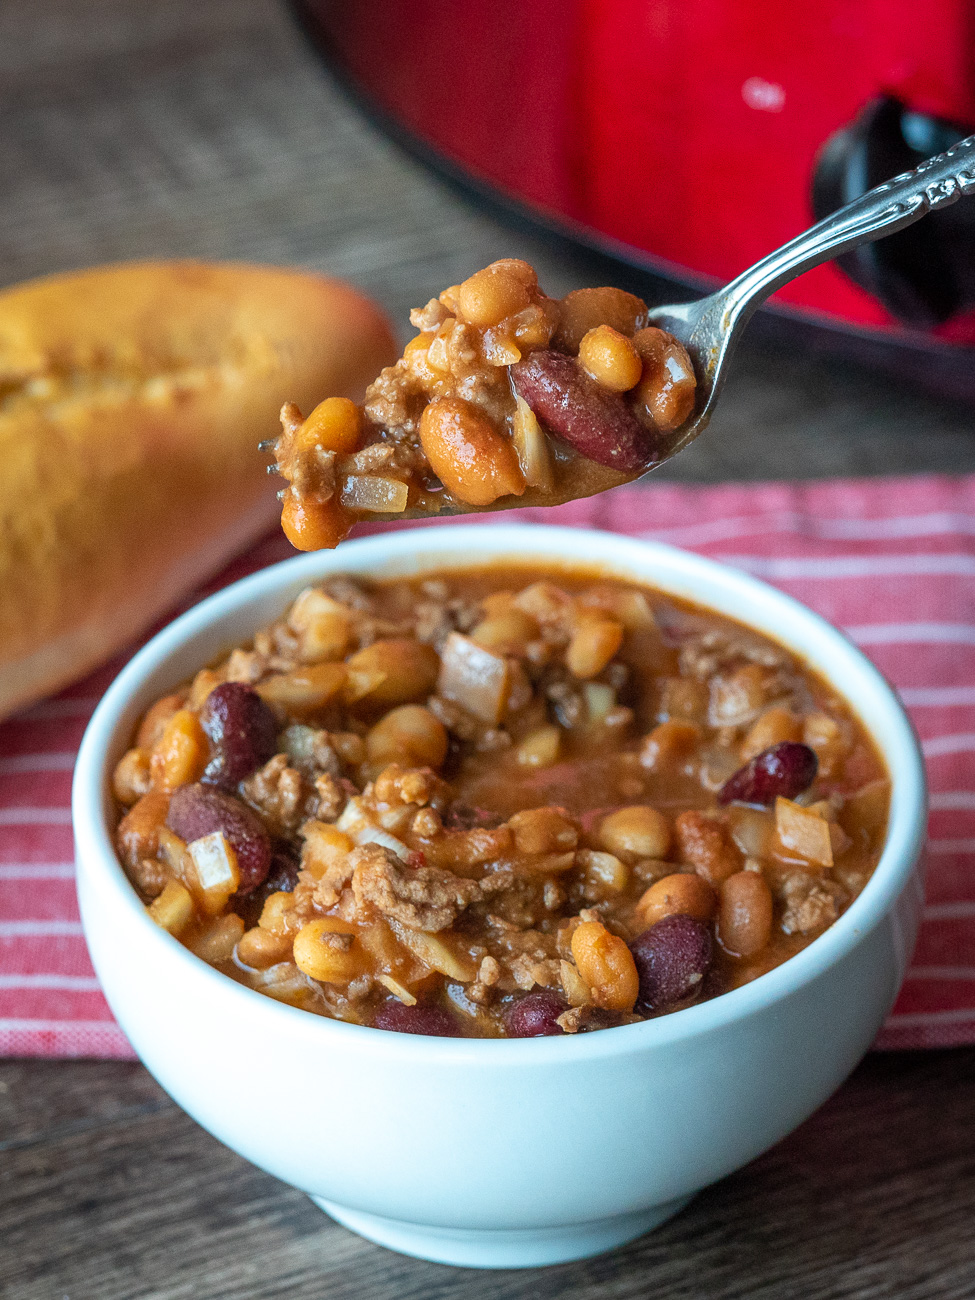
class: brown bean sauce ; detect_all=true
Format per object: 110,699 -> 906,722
113,565 -> 889,1037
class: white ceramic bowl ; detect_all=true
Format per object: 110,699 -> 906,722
73,524 -> 926,1269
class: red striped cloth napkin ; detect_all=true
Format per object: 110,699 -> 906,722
3,473 -> 974,1057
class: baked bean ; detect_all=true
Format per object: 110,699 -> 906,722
419,397 -> 526,505
280,490 -> 352,551
673,810 -> 739,885
366,705 -> 448,770
200,682 -> 278,787
630,914 -> 712,1010
150,709 -> 207,792
136,692 -> 185,749
456,264 -> 531,327
297,396 -> 362,455
257,662 -> 347,714
515,724 -> 561,768
147,879 -> 195,937
717,871 -> 773,956
509,806 -> 578,855
554,286 -> 648,353
570,920 -> 639,1012
578,325 -> 643,392
635,872 -> 716,928
566,616 -> 624,679
599,805 -> 671,862
504,988 -> 566,1037
511,350 -> 659,472
112,747 -> 152,806
639,719 -> 702,770
236,925 -> 294,970
577,849 -> 629,896
288,587 -> 352,663
117,791 -> 171,870
345,639 -> 440,709
470,609 -> 540,656
632,327 -> 697,432
189,913 -> 245,964
293,917 -> 364,984
741,707 -> 802,761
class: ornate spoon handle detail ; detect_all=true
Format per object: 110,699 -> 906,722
647,133 -> 975,454
722,133 -> 975,313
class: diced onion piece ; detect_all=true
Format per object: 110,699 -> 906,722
389,919 -> 477,981
728,805 -> 775,859
511,395 -> 554,491
147,879 -> 195,937
188,831 -> 241,915
584,683 -> 616,722
560,958 -> 591,1007
516,725 -> 561,768
774,797 -> 833,868
301,821 -> 355,879
378,974 -> 418,1005
356,825 -> 413,862
437,632 -> 510,724
340,475 -> 410,513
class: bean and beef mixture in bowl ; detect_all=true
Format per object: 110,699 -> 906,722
112,563 -> 889,1038
270,260 -> 697,550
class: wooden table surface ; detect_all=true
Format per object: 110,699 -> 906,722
2,3 -> 975,1297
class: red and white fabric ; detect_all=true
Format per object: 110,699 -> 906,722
3,473 -> 975,1056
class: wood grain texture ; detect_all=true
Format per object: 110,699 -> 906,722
2,1 -> 975,1296
2,1051 -> 975,1299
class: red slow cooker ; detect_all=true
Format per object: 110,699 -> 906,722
294,0 -> 975,397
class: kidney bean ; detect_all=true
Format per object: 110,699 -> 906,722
629,914 -> 713,1011
167,783 -> 272,894
510,350 -> 660,472
718,741 -> 818,807
504,988 -> 567,1037
372,1000 -> 461,1037
200,682 -> 278,788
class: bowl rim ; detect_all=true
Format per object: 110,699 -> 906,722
73,522 -> 927,1065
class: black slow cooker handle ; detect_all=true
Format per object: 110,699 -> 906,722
813,97 -> 975,328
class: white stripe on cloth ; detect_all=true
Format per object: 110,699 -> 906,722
904,966 -> 975,981
0,975 -> 100,990
0,864 -> 75,879
924,901 -> 975,920
884,1008 -> 975,1028
898,686 -> 975,707
0,808 -> 72,825
643,510 -> 975,548
0,921 -> 84,937
0,753 -> 77,774
930,792 -> 975,812
848,623 -> 975,646
718,553 -> 975,580
921,735 -> 975,758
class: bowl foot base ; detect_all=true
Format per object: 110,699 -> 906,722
310,1194 -> 693,1268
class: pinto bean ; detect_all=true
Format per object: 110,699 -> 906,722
511,350 -> 661,472
717,871 -> 774,956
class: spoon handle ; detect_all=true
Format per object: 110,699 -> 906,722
717,133 -> 975,323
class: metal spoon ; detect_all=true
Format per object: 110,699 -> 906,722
647,133 -> 975,460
